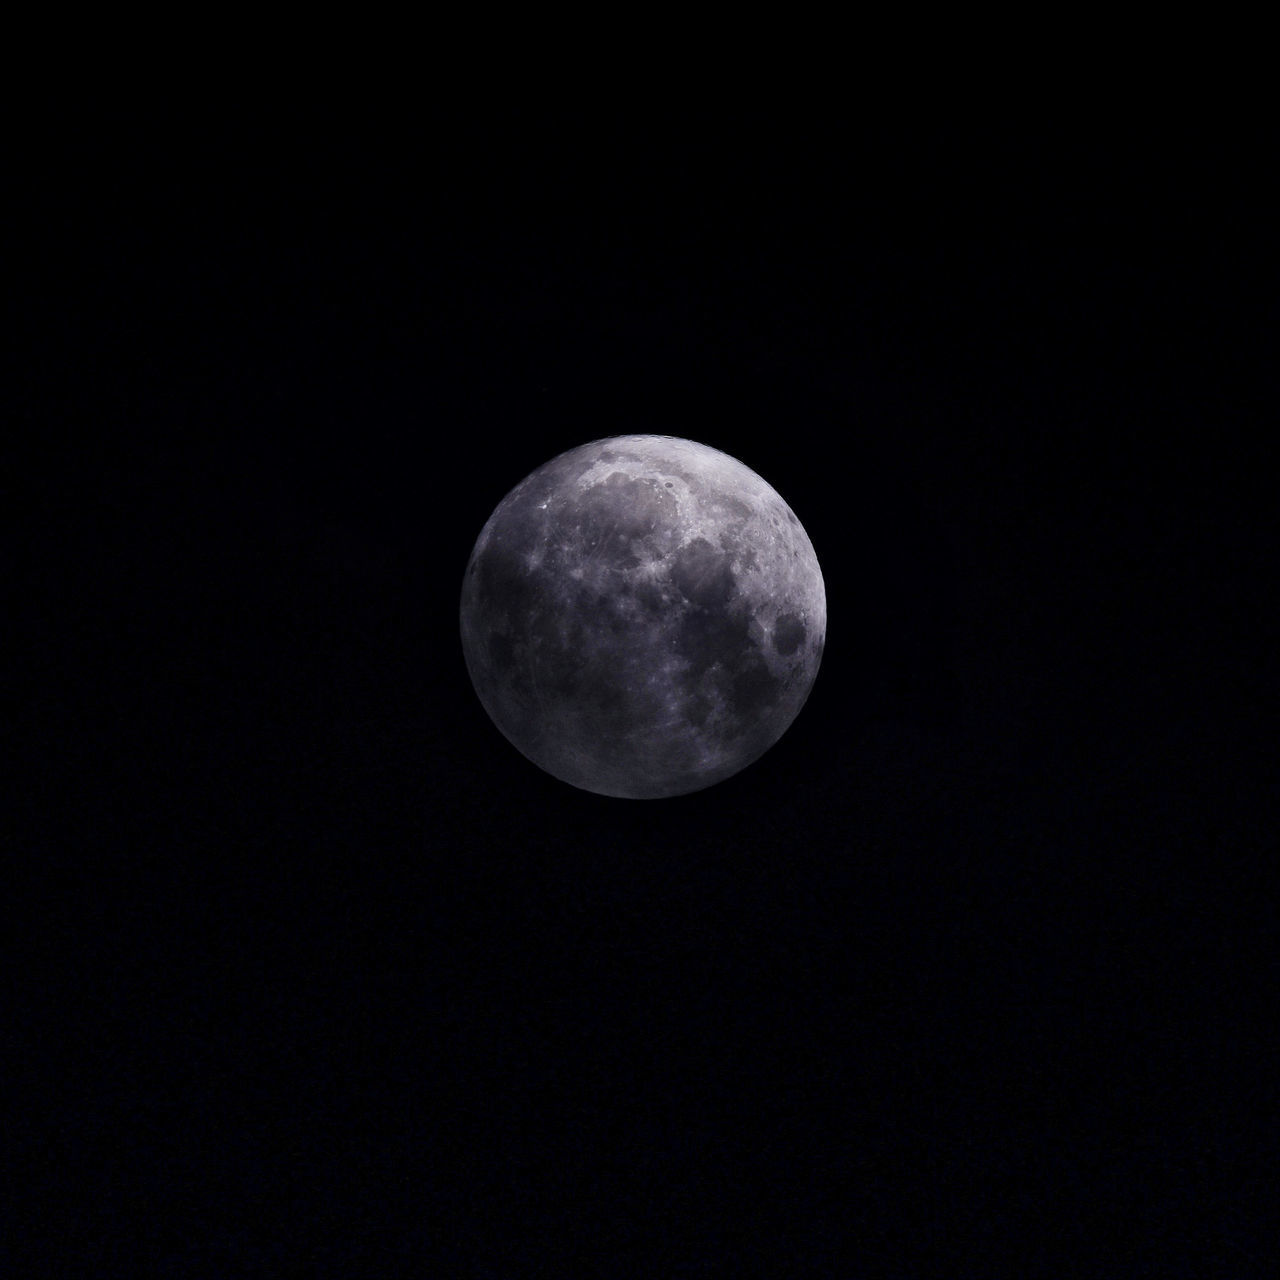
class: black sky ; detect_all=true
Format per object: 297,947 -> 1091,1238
14,104 -> 1276,1273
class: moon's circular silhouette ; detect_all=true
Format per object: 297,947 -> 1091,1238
459,435 -> 826,798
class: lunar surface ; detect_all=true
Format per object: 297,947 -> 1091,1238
459,435 -> 826,798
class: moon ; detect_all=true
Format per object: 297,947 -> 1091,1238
459,435 -> 826,798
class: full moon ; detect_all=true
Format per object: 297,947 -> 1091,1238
459,435 -> 826,798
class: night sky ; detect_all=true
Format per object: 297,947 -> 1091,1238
15,104 -> 1276,1273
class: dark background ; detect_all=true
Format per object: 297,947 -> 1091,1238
14,103 -> 1276,1273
